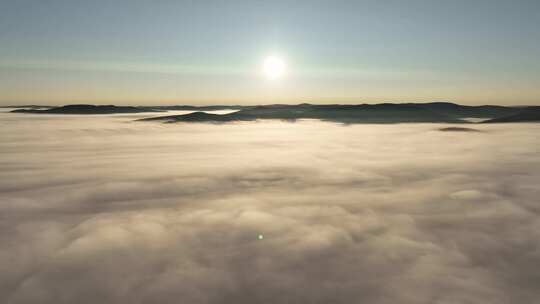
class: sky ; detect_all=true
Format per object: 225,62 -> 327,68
0,0 -> 539,106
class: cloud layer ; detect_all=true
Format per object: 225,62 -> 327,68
1,112 -> 540,304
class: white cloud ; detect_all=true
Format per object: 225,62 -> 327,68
1,113 -> 540,303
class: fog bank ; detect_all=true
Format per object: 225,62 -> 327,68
1,112 -> 540,304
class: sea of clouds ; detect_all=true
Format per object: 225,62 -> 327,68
1,110 -> 539,304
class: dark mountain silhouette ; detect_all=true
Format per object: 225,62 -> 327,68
12,104 -> 161,114
140,103 -> 465,124
141,102 -> 523,124
438,127 -> 482,132
11,102 -> 536,124
232,103 -> 462,123
483,107 -> 540,123
141,111 -> 256,123
413,102 -> 520,118
1,105 -> 52,109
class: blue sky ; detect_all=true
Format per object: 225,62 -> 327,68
1,0 -> 539,105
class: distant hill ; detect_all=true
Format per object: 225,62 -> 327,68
483,107 -> 540,123
141,102 -> 524,124
438,127 -> 482,132
141,111 -> 255,122
1,105 -> 52,109
413,102 -> 520,118
140,103 -> 466,124
234,103 -> 463,123
12,102 -> 537,124
12,104 -> 161,114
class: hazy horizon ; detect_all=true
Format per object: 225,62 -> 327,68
0,100 -> 537,108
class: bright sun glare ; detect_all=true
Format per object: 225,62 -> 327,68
263,56 -> 286,79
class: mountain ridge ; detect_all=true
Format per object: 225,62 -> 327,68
10,102 -> 538,124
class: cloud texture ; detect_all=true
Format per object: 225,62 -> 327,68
1,111 -> 540,304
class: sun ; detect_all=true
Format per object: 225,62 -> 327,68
263,56 -> 286,79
